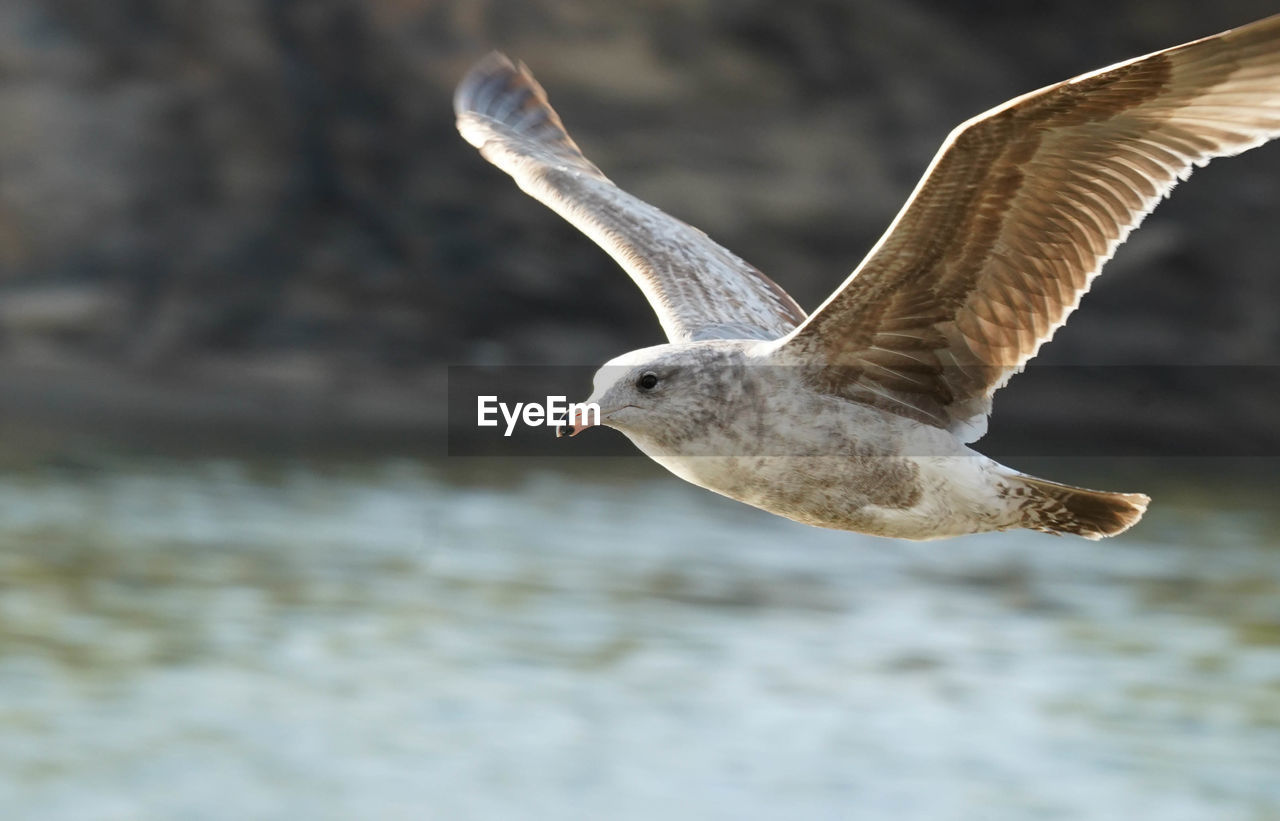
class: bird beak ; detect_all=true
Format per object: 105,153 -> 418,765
556,403 -> 597,438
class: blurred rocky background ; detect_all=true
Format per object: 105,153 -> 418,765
0,0 -> 1278,455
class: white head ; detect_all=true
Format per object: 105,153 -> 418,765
564,341 -> 758,450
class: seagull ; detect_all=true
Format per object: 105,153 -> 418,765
455,15 -> 1280,540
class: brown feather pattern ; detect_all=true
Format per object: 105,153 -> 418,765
782,14 -> 1280,440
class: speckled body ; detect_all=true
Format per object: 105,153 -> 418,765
588,341 -> 1029,540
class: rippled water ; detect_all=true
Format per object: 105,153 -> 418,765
0,454 -> 1277,820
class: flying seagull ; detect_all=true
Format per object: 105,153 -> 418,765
455,15 -> 1280,540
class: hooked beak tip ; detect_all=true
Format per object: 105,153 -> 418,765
556,406 -> 597,438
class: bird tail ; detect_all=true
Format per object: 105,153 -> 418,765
1015,475 -> 1149,539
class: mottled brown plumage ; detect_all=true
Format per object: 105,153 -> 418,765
782,16 -> 1280,440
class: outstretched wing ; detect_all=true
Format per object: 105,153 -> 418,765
455,53 -> 806,343
778,14 -> 1280,441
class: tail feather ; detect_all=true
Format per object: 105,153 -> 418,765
1016,475 -> 1150,539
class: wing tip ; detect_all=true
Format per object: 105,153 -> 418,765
453,50 -> 518,119
453,50 -> 598,171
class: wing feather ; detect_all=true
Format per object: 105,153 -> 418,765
777,14 -> 1280,441
455,53 -> 806,343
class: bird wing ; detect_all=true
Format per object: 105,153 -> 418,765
455,53 -> 806,343
776,14 -> 1280,441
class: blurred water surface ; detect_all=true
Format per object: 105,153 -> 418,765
0,453 -> 1278,820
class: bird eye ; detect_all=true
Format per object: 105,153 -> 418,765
637,372 -> 659,391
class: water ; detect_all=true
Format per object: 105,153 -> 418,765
0,454 -> 1277,820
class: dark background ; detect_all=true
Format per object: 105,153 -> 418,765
1,0 -> 1278,456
